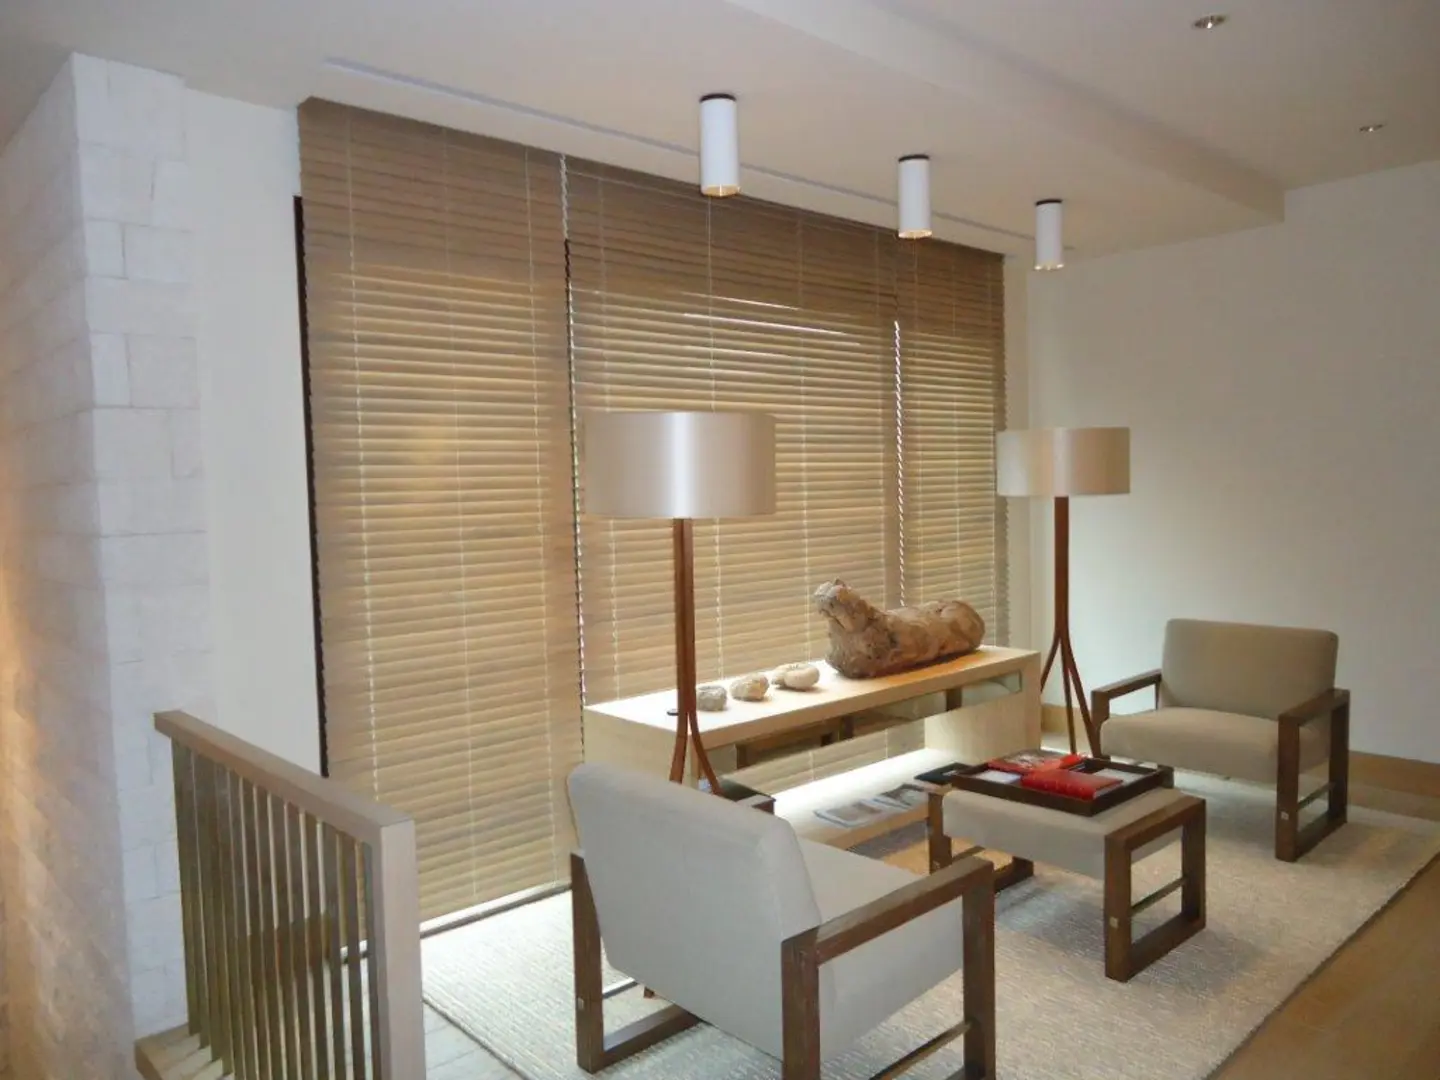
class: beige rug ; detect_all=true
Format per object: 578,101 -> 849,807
422,774 -> 1440,1079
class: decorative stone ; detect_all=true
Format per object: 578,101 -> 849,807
696,684 -> 728,712
814,579 -> 985,680
729,673 -> 770,702
771,662 -> 820,691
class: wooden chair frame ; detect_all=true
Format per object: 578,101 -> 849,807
571,850 -> 997,1080
1091,671 -> 1351,862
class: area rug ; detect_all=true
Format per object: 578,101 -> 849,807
421,774 -> 1440,1080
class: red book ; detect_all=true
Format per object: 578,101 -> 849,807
1019,768 -> 1122,800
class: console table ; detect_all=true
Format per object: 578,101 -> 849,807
583,646 -> 1042,847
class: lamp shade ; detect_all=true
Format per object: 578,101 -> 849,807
699,94 -> 740,197
996,427 -> 1130,497
583,410 -> 776,519
897,155 -> 932,239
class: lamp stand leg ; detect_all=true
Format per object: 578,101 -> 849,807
1043,497 -> 1097,755
670,519 -> 721,792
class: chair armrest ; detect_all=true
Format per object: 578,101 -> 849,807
1279,688 -> 1350,728
1092,669 -> 1162,712
801,855 -> 993,966
780,854 -> 998,1076
1089,669 -> 1161,755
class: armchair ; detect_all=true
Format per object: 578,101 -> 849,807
568,763 -> 996,1079
1091,618 -> 1349,862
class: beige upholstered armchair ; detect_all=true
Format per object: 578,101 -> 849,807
1092,618 -> 1350,861
568,763 -> 996,1079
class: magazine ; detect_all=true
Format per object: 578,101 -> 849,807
971,768 -> 1023,785
865,784 -> 929,810
985,749 -> 1084,775
815,800 -> 893,828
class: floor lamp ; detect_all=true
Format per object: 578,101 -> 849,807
582,410 -> 776,792
996,427 -> 1130,754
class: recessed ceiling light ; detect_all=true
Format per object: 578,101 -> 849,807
1192,13 -> 1228,29
1359,123 -> 1386,134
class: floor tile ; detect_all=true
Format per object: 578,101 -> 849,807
428,1046 -> 523,1080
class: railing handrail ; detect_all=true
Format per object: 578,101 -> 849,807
154,710 -> 409,850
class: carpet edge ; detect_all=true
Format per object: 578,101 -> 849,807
1202,843 -> 1440,1078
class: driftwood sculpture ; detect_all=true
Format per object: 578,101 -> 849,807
814,579 -> 985,679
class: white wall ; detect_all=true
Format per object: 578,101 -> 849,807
188,92 -> 320,771
1026,160 -> 1440,762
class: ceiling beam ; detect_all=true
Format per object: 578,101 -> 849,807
314,60 -> 1036,255
723,0 -> 1285,219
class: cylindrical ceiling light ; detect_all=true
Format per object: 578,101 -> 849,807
897,154 -> 932,239
1034,198 -> 1064,270
699,94 -> 739,197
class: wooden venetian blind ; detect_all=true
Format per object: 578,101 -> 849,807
569,163 -> 899,702
897,241 -> 1008,643
298,101 -> 582,920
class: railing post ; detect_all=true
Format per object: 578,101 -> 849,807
170,744 -> 203,1036
370,818 -> 424,1079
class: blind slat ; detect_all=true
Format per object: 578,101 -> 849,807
899,244 -> 1008,641
569,162 -> 900,702
300,100 -> 580,921
302,103 -> 1006,924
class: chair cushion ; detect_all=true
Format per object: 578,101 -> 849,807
941,786 -> 1188,879
1160,619 -> 1338,718
1102,708 -> 1331,785
798,840 -> 964,1059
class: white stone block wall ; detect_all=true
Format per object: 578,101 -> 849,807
74,52 -> 213,1043
0,57 -> 134,1080
0,52 -> 213,1076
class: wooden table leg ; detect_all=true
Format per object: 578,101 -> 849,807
928,791 -> 953,871
1103,841 -> 1134,981
995,857 -> 1034,892
1104,797 -> 1206,982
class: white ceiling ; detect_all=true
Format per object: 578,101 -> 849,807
2,0 -> 1437,259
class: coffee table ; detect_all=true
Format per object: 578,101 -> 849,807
926,780 -> 1206,981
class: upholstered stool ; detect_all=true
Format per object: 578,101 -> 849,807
929,785 -> 1206,981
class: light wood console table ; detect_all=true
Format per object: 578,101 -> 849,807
583,646 -> 1042,847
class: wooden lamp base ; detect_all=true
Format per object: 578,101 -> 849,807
668,518 -> 722,792
1043,496 -> 1096,754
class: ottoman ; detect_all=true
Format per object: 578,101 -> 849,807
928,785 -> 1206,981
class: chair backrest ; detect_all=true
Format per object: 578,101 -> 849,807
1160,618 -> 1338,719
568,763 -> 821,1053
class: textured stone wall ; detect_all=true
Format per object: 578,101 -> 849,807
0,53 -> 212,1076
76,52 -> 212,1039
0,56 -> 134,1079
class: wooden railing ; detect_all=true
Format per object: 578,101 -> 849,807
136,711 -> 424,1080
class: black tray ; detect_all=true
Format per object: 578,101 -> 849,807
915,755 -> 1173,817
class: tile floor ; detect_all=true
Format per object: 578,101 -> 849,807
422,778 -> 1440,1079
424,1002 -> 518,1079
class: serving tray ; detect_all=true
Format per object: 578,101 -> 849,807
915,755 -> 1174,817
